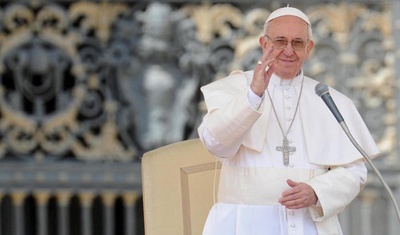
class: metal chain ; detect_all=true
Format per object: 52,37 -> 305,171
266,74 -> 304,138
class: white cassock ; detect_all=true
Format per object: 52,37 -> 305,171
198,70 -> 380,235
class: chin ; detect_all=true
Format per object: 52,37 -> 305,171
276,70 -> 297,79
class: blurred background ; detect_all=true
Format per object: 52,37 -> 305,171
0,0 -> 398,234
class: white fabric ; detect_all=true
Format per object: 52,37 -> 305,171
266,6 -> 311,26
247,87 -> 263,110
198,71 -> 377,235
218,167 -> 327,205
200,71 -> 380,165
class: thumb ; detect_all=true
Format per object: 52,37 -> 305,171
287,179 -> 299,188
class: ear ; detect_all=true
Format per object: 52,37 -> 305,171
259,36 -> 267,52
306,40 -> 314,57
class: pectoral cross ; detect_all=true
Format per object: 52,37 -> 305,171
276,137 -> 296,166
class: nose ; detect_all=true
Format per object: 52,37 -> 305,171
282,43 -> 295,56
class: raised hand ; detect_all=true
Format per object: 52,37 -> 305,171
250,46 -> 276,97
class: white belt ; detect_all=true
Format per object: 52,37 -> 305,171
218,166 -> 328,205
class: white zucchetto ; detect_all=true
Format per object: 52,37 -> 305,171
266,6 -> 311,26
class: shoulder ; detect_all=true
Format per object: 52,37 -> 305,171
303,76 -> 352,103
201,70 -> 253,94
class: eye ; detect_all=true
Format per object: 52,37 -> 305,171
273,38 -> 287,47
292,39 -> 306,49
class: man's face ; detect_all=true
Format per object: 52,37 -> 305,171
260,16 -> 314,79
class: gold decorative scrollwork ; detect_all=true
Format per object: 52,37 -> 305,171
0,1 -> 396,163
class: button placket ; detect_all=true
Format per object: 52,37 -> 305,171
284,87 -> 295,122
284,87 -> 296,164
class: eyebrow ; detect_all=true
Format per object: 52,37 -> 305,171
274,36 -> 306,40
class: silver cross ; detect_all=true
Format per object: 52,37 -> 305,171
276,137 -> 296,166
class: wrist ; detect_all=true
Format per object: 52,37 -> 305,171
250,84 -> 265,97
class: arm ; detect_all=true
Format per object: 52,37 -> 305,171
198,46 -> 276,158
306,159 -> 367,220
278,159 -> 366,220
198,87 -> 263,158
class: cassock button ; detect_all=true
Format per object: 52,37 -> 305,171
287,118 -> 292,122
289,211 -> 295,216
290,224 -> 296,228
289,164 -> 295,168
286,106 -> 291,110
285,95 -> 291,99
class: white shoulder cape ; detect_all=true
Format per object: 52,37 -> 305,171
201,70 -> 380,165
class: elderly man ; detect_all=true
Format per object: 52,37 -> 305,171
198,6 -> 379,235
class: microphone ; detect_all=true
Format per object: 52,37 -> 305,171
314,83 -> 344,123
314,82 -> 400,223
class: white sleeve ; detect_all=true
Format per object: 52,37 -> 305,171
306,159 -> 367,220
200,126 -> 239,158
247,87 -> 264,110
198,87 -> 264,158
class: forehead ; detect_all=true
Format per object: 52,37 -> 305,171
267,16 -> 309,38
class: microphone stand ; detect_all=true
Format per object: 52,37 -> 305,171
340,122 -> 400,222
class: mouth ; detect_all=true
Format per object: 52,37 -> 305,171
279,58 -> 296,66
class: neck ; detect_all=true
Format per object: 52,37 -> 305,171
271,69 -> 303,87
280,78 -> 294,86
275,69 -> 302,80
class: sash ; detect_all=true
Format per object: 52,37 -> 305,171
218,166 -> 328,205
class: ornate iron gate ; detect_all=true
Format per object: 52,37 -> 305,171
0,0 -> 398,234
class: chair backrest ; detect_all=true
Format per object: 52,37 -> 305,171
141,138 -> 221,235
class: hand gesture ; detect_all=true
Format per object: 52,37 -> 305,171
250,46 -> 276,97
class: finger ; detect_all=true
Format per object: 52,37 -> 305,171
281,180 -> 300,197
256,46 -> 275,70
251,46 -> 275,95
286,179 -> 300,188
255,59 -> 270,71
280,187 -> 317,208
260,58 -> 275,76
260,45 -> 274,62
279,190 -> 301,204
278,195 -> 296,204
285,200 -> 307,209
280,194 -> 311,208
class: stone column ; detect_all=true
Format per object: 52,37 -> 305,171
35,191 -> 51,235
101,191 -> 116,235
12,191 -> 26,235
56,191 -> 72,235
79,191 -> 95,235
122,191 -> 139,235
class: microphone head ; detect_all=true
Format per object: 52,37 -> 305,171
315,83 -> 329,97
